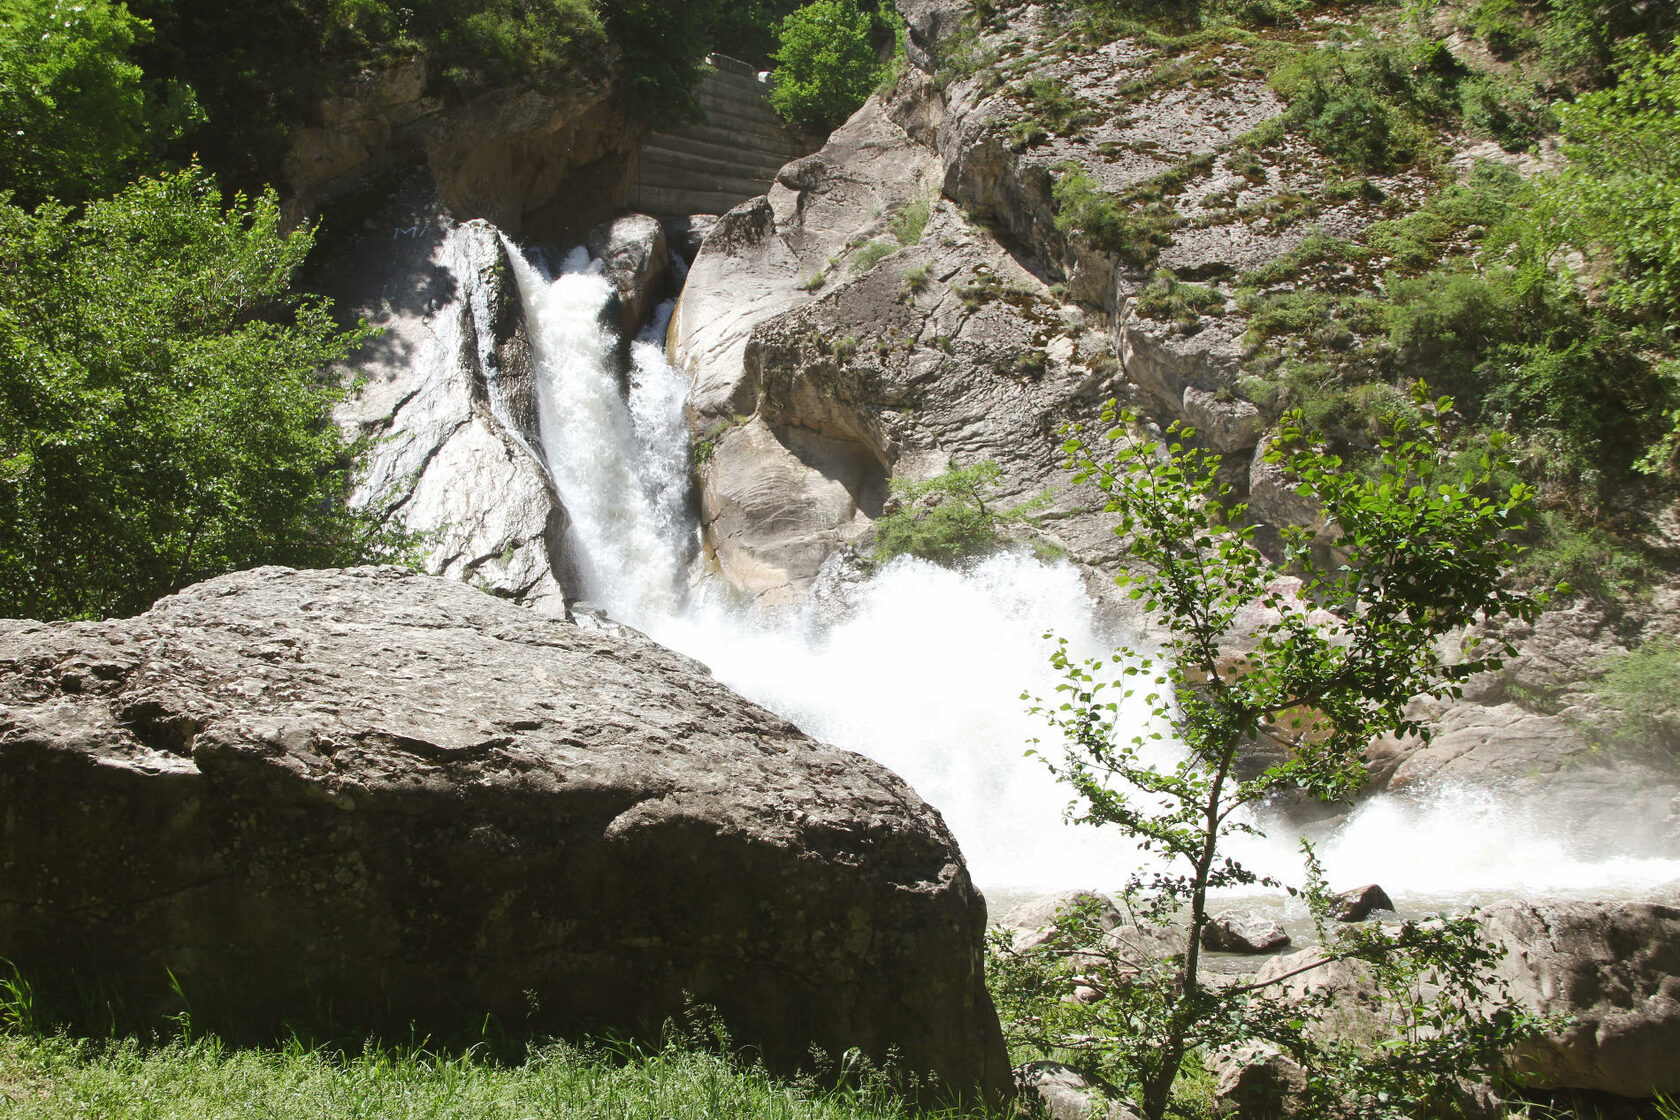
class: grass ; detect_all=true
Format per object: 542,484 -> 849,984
0,1031 -> 996,1120
852,241 -> 899,275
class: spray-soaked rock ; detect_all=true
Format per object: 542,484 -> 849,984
1483,896 -> 1680,1097
0,567 -> 1010,1102
1330,884 -> 1395,922
1201,911 -> 1291,954
588,213 -> 670,337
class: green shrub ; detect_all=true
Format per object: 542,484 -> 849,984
1543,43 -> 1680,318
768,0 -> 891,131
1596,637 -> 1680,761
889,196 -> 932,245
1132,270 -> 1224,327
872,460 -> 1042,567
901,263 -> 932,294
0,168 -> 400,620
1052,165 -> 1178,267
1009,77 -> 1093,149
1516,510 -> 1650,604
850,239 -> 896,274
1270,41 -> 1456,171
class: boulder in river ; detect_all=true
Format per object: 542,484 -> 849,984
1201,911 -> 1291,954
0,566 -> 1010,1101
1331,884 -> 1395,922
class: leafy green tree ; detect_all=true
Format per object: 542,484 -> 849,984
768,0 -> 891,131
0,0 -> 149,207
0,168 -> 394,620
1009,388 -> 1549,1119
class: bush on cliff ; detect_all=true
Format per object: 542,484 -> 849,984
0,168 -> 397,620
871,461 -> 1047,569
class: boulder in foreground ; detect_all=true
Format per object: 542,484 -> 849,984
0,567 -> 1009,1101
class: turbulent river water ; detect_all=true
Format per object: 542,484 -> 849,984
507,242 -> 1680,912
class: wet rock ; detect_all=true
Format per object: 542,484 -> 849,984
1331,884 -> 1395,922
325,186 -> 568,614
1000,890 -> 1124,952
1201,911 -> 1290,954
588,213 -> 671,336
1207,1043 -> 1308,1119
0,567 -> 1010,1102
663,214 -> 717,265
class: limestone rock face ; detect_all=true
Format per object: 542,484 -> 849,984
1251,896 -> 1680,1098
285,54 -> 640,245
0,566 -> 1010,1100
1201,911 -> 1290,954
325,183 -> 568,614
669,90 -> 1129,602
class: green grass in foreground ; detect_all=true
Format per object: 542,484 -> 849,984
0,1032 -> 989,1120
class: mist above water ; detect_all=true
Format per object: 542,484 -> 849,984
508,242 -> 1680,903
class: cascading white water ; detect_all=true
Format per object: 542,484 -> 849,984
508,242 -> 1680,903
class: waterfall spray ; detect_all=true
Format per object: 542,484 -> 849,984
505,239 -> 1680,903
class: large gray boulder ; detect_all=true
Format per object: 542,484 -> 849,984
1250,894 -> 1680,1098
0,566 -> 1010,1101
588,213 -> 671,336
1483,896 -> 1680,1097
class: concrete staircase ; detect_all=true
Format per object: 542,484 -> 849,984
632,55 -> 816,218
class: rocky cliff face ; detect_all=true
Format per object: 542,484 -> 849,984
665,0 -> 1680,829
323,178 -> 569,615
284,54 -> 640,245
0,566 -> 1011,1100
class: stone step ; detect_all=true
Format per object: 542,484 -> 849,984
691,86 -> 780,117
675,119 -> 807,157
642,131 -> 790,169
636,162 -> 774,200
631,184 -> 765,217
693,103 -> 798,143
696,75 -> 774,103
640,141 -> 787,184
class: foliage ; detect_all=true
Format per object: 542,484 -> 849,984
1269,41 -> 1457,172
768,0 -> 895,131
0,167 -> 399,621
851,239 -> 898,274
1541,43 -> 1680,319
1132,270 -> 1225,328
890,196 -> 932,246
0,1028 -> 994,1120
1009,78 -> 1093,149
0,0 -> 155,207
119,0 -> 616,186
1052,165 -> 1178,268
1019,389 -> 1549,1119
1593,637 -> 1680,761
872,461 -> 1042,568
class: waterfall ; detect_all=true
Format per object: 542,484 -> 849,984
507,241 -> 1680,904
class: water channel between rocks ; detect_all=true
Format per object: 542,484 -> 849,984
505,238 -> 1680,947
